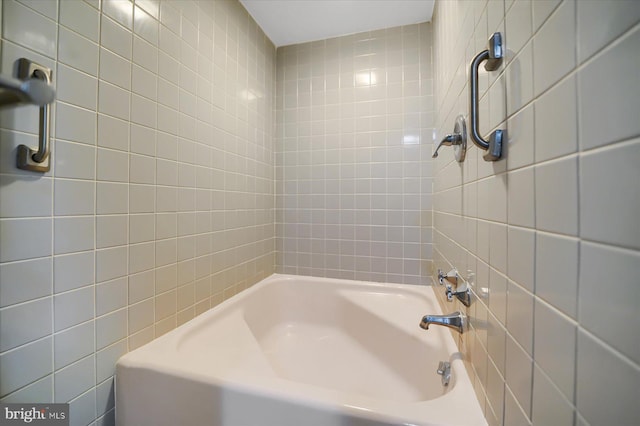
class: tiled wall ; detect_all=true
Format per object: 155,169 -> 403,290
431,0 -> 640,425
275,24 -> 434,285
0,0 -> 275,424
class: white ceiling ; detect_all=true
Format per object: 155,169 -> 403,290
239,0 -> 435,47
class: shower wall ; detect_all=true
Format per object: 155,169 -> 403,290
275,23 -> 434,285
0,0 -> 275,424
432,1 -> 640,425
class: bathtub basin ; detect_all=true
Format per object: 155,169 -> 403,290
116,274 -> 486,426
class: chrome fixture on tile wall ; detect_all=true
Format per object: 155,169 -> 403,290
437,268 -> 472,307
0,58 -> 55,172
432,114 -> 467,162
470,32 -> 504,162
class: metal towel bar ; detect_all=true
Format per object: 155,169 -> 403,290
470,32 -> 504,162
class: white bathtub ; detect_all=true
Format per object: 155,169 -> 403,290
116,274 -> 486,426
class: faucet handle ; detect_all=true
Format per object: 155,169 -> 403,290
437,268 -> 458,285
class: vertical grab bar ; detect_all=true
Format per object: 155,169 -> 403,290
16,58 -> 54,173
470,32 -> 504,162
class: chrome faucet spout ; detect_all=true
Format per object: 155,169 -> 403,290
420,311 -> 466,334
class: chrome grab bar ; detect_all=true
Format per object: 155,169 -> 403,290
470,32 -> 504,162
10,58 -> 55,172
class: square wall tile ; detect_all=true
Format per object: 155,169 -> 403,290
533,299 -> 576,402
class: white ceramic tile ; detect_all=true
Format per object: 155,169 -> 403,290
96,340 -> 127,383
159,24 -> 180,57
54,179 -> 94,216
131,124 -> 156,156
54,321 -> 94,369
506,88 -> 535,170
54,252 -> 94,293
157,263 -> 178,293
155,186 -> 176,212
129,214 -> 155,243
132,64 -> 158,100
159,54 -> 180,90
58,26 -> 99,76
156,239 -> 176,267
534,156 -> 578,236
56,102 -> 97,145
54,141 -> 96,180
54,355 -> 95,402
154,289 -> 176,320
505,0 -> 532,58
531,0 -> 562,32
0,257 -> 51,307
54,286 -> 94,332
0,297 -> 52,351
133,6 -> 158,46
95,378 -> 115,417
131,94 -> 157,128
532,0 -> 576,96
0,175 -> 52,218
533,299 -> 576,402
0,375 -> 52,403
96,215 -> 128,249
159,1 -> 180,34
128,269 -> 154,303
504,386 -> 531,426
506,280 -> 533,355
577,0 -> 640,63
57,64 -> 98,110
0,218 -> 52,262
96,183 -> 128,215
99,48 -> 132,90
505,42 -> 534,118
60,0 -> 100,42
2,0 -> 57,57
531,365 -> 574,426
0,337 -> 52,397
95,309 -> 127,350
535,232 -> 578,317
130,154 -> 156,185
68,388 -> 97,426
96,277 -> 127,315
102,0 -> 133,30
580,139 -> 640,249
156,213 -> 177,239
576,330 -> 640,426
130,184 -> 156,213
54,216 -> 94,255
505,335 -> 532,417
487,310 -> 506,378
129,242 -> 154,274
97,148 -> 129,183
101,14 -> 133,60
16,0 -> 57,20
137,0 -> 159,20
133,35 -> 158,73
486,357 -> 505,426
156,159 -> 177,186
98,81 -> 131,121
534,74 -> 577,162
507,167 -> 534,227
128,298 -> 154,333
95,246 -> 128,283
579,242 -> 640,364
98,114 -> 129,152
